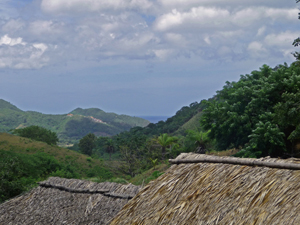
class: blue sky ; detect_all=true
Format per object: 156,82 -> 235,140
0,0 -> 299,117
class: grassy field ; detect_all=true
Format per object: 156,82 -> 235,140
0,132 -> 121,202
0,132 -> 110,177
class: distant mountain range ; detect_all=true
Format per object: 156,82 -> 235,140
0,99 -> 149,145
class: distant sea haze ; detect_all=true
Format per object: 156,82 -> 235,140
138,116 -> 169,124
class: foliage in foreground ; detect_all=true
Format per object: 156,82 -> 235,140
0,150 -> 79,203
0,133 -> 114,203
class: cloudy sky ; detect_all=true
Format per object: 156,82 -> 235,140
0,0 -> 299,117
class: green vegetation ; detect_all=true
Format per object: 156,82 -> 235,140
200,63 -> 300,158
2,6 -> 300,204
3,62 -> 300,203
12,125 -> 59,145
0,150 -> 79,202
3,63 -> 300,203
79,133 -> 97,156
128,163 -> 169,186
0,133 -> 115,203
157,133 -> 178,160
0,100 -> 149,145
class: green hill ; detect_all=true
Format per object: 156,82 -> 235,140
120,100 -> 207,138
0,99 -> 149,145
0,132 -> 119,203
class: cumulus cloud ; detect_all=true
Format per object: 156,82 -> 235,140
247,41 -> 267,58
155,7 -> 298,32
0,34 -> 25,46
0,34 -> 50,69
154,7 -> 230,31
265,8 -> 299,21
41,0 -> 153,14
158,0 -> 295,9
0,0 -> 298,70
264,31 -> 298,48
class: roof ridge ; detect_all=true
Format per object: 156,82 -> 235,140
38,182 -> 136,199
169,155 -> 300,170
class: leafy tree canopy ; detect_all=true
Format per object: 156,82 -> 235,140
13,125 -> 58,145
157,133 -> 178,160
79,133 -> 96,156
200,63 -> 300,158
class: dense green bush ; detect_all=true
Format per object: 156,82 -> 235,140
13,125 -> 59,145
0,150 -> 79,203
201,63 -> 300,157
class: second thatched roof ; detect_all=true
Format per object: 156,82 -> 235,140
0,177 -> 140,225
111,153 -> 300,224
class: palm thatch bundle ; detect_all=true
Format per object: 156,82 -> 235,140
0,177 -> 140,225
111,153 -> 300,224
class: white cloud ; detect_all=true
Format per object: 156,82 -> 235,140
265,8 -> 299,21
204,36 -> 211,45
158,0 -> 296,9
158,0 -> 200,7
0,35 -> 49,69
0,34 -> 26,46
248,41 -> 265,52
2,19 -> 25,33
0,0 -> 298,69
41,0 -> 153,14
153,49 -> 174,60
29,21 -> 61,35
154,6 -> 297,33
33,43 -> 48,53
231,8 -> 264,27
165,33 -> 186,46
264,31 -> 297,47
154,7 -> 230,31
218,46 -> 232,56
256,26 -> 266,37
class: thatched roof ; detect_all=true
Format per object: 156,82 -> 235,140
111,153 -> 300,224
0,177 -> 140,225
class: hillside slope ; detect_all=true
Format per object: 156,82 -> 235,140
0,132 -> 116,177
0,99 -> 149,144
0,132 -> 120,202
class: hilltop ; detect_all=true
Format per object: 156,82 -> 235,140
0,99 -> 149,145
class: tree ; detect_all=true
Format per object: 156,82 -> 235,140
185,130 -> 212,153
12,125 -> 58,145
201,63 -> 300,157
119,146 -> 141,177
157,133 -> 178,160
274,90 -> 300,156
78,133 -> 96,156
104,138 -> 115,160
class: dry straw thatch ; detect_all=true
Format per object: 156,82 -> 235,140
111,153 -> 300,224
0,177 -> 140,225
